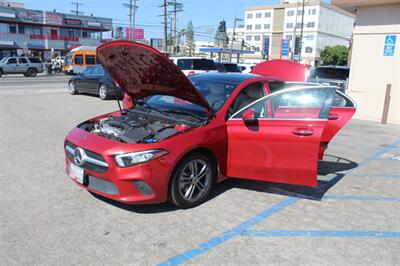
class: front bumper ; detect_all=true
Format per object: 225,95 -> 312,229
64,128 -> 177,204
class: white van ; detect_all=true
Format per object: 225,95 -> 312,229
170,57 -> 217,76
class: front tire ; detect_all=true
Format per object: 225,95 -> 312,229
170,153 -> 216,209
0,69 -> 3,77
68,81 -> 78,95
99,84 -> 109,100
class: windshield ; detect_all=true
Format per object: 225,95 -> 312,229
310,67 -> 349,80
144,75 -> 240,116
0,58 -> 7,63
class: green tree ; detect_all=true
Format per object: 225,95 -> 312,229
320,45 -> 349,66
186,21 -> 195,56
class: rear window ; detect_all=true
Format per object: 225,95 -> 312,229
85,55 -> 96,65
19,58 -> 28,64
177,59 -> 192,70
224,64 -> 241,72
310,67 -> 349,80
28,58 -> 42,63
193,59 -> 216,70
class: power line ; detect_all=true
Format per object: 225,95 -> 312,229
70,2 -> 84,16
123,0 -> 139,41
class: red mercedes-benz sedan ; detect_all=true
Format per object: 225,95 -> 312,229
64,41 -> 356,208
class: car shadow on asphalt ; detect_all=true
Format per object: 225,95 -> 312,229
90,155 -> 358,213
211,155 -> 358,201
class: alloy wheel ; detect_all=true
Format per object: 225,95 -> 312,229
68,81 -> 76,94
99,85 -> 107,100
178,158 -> 212,202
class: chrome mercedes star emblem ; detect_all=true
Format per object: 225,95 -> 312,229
73,148 -> 86,166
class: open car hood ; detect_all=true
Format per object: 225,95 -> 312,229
97,41 -> 212,115
251,59 -> 309,82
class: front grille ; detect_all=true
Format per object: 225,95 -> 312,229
65,141 -> 108,173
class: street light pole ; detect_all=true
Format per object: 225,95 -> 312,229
229,17 -> 242,63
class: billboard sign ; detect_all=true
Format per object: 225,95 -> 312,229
126,28 -> 144,40
45,12 -> 63,25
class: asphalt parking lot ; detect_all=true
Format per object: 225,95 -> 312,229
1,75 -> 399,265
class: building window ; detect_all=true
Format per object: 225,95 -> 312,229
256,13 -> 262,18
18,25 -> 25,34
297,9 -> 304,16
287,10 -> 294,16
307,22 -> 315,28
68,29 -> 75,37
246,35 -> 252,41
306,34 -> 314,41
247,13 -> 253,19
305,47 -> 313,53
286,23 -> 294,29
308,8 -> 316,15
264,24 -> 270,30
246,25 -> 252,30
82,30 -> 88,38
254,35 -> 261,41
9,24 -> 16,33
296,22 -> 303,29
285,35 -> 292,41
255,24 -> 261,30
264,12 -> 271,18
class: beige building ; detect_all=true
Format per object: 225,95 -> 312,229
333,0 -> 400,124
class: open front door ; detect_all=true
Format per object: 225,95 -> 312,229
319,91 -> 356,159
226,86 -> 336,187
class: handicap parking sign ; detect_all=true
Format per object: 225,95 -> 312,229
383,35 -> 396,56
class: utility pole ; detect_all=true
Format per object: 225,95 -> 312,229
298,0 -> 305,63
70,2 -> 84,16
123,0 -> 139,41
169,0 -> 183,55
159,0 -> 168,52
229,18 -> 242,62
291,1 -> 299,61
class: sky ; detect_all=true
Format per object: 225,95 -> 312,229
20,0 -> 283,41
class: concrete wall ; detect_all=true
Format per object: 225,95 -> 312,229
348,4 -> 400,124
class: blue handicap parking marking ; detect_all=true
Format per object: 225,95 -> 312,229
159,138 -> 400,265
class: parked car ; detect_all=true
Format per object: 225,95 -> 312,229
64,41 -> 356,209
215,62 -> 242,73
238,63 -> 256,74
0,57 -> 44,77
170,57 -> 217,76
308,66 -> 350,92
67,65 -> 124,100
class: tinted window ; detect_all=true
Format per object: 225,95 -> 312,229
333,92 -> 355,107
28,58 -> 42,63
7,58 -> 17,64
19,58 -> 28,64
85,55 -> 96,65
215,63 -> 225,72
224,64 -> 241,73
177,59 -> 192,70
310,68 -> 349,80
82,67 -> 93,75
193,59 -> 216,70
74,55 -> 83,65
92,66 -> 104,75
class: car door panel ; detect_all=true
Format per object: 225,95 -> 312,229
319,92 -> 356,159
226,86 -> 336,187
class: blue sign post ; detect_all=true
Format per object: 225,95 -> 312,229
383,35 -> 396,56
281,39 -> 289,57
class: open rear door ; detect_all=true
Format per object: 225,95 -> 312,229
319,91 -> 356,159
226,86 -> 336,187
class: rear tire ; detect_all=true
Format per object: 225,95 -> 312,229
99,84 -> 109,100
169,152 -> 216,209
68,81 -> 78,95
27,68 -> 37,77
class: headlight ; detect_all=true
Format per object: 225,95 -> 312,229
114,149 -> 168,168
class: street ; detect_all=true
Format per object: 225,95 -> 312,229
1,75 -> 399,265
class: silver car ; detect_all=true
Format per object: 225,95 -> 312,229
0,57 -> 44,77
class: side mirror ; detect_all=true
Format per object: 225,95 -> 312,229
242,108 -> 257,123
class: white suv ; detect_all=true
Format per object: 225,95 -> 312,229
170,57 -> 217,76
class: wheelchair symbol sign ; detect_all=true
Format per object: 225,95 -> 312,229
383,35 -> 396,56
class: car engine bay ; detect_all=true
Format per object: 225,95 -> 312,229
78,107 -> 202,144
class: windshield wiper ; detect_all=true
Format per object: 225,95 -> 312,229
160,109 -> 205,121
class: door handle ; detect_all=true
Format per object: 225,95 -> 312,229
292,128 -> 314,136
328,113 -> 340,120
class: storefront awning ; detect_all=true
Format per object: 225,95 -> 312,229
0,41 -> 20,49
